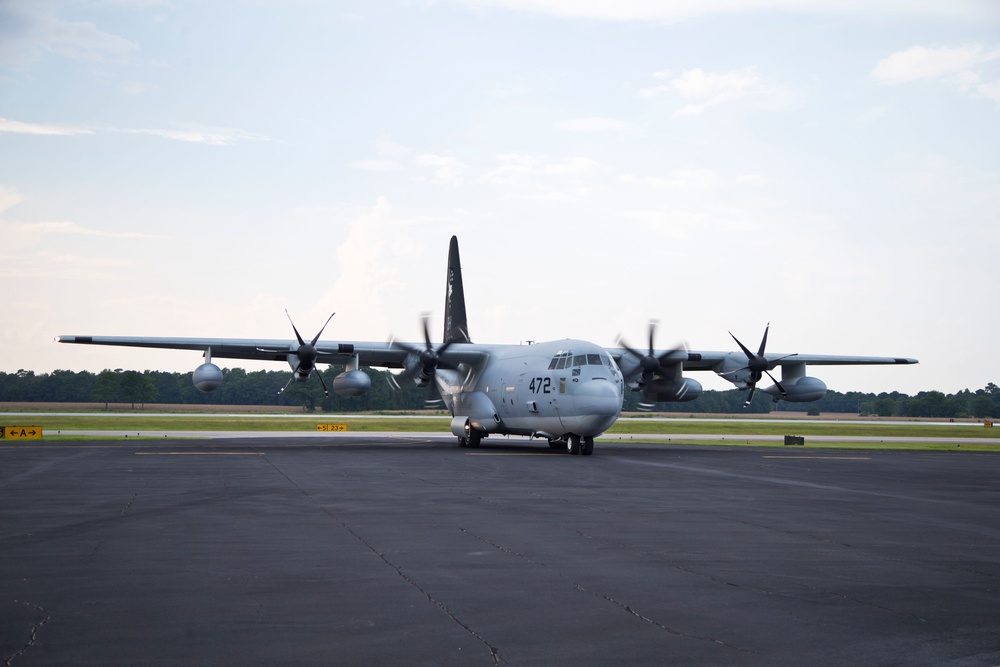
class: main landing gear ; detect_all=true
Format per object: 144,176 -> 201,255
547,435 -> 594,456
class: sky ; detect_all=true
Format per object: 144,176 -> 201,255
1,0 -> 998,396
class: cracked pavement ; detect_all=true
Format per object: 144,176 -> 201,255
2,436 -> 999,665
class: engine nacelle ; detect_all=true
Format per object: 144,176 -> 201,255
333,369 -> 371,397
193,362 -> 223,392
763,376 -> 827,403
646,377 -> 703,402
453,391 -> 501,432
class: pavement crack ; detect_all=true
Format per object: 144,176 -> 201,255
368,547 -> 503,664
258,454 -> 503,664
462,528 -> 752,655
573,584 -> 755,654
120,492 -> 138,517
4,600 -> 50,667
461,528 -> 541,566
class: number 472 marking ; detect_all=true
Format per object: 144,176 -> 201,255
529,377 -> 552,394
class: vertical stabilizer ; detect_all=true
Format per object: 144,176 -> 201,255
443,236 -> 471,344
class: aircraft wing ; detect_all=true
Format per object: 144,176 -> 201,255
606,348 -> 917,372
674,351 -> 919,371
54,335 -> 490,369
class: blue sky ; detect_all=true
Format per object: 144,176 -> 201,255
1,0 -> 998,395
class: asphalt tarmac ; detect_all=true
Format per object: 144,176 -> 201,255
2,435 -> 999,666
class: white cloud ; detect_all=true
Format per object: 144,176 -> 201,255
0,185 -> 23,214
639,67 -> 794,116
121,81 -> 158,95
416,154 -> 468,186
871,44 -> 1000,85
855,106 -> 890,122
0,220 -> 164,240
556,116 -> 632,132
312,198 -> 439,340
978,81 -> 1000,105
873,45 -> 1000,108
352,159 -> 401,172
0,117 -> 94,136
123,125 -> 268,146
480,153 -> 597,184
451,0 -> 992,22
643,167 -> 720,190
0,118 -> 265,145
487,82 -> 531,97
376,137 -> 408,157
672,68 -> 763,116
737,173 -> 769,186
476,153 -> 599,201
0,3 -> 138,69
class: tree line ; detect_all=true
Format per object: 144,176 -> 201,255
1,367 -> 998,418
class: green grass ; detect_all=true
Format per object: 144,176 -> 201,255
13,414 -> 451,433
2,410 -> 996,451
606,419 -> 998,439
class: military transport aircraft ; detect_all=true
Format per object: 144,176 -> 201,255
56,236 -> 917,456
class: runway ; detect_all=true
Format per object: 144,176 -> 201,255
2,436 -> 999,665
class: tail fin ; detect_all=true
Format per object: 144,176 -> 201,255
443,235 -> 471,344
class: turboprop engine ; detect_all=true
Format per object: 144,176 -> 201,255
618,321 -> 698,404
645,377 -> 703,403
188,311 -> 374,398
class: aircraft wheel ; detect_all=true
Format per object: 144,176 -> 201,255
567,434 -> 581,455
458,437 -> 468,448
581,436 -> 594,456
467,429 -> 482,449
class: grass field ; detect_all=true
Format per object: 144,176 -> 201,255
1,408 -> 996,451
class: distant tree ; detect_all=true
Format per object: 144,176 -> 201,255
92,370 -> 120,408
971,394 -> 997,419
119,371 -> 157,409
873,396 -> 896,417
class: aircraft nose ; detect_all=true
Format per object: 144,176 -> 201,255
575,380 -> 622,419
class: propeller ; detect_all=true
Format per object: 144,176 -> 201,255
725,323 -> 796,407
391,314 -> 454,407
618,320 -> 687,405
276,309 -> 335,396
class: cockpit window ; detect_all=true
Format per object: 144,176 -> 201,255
549,351 -> 574,370
587,354 -> 601,365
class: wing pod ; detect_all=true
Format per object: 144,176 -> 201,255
193,348 -> 223,392
762,377 -> 826,403
761,363 -> 826,403
331,354 -> 371,397
332,369 -> 371,397
193,362 -> 223,392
